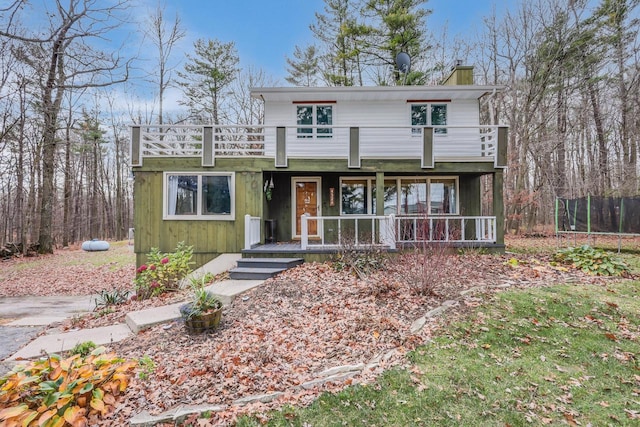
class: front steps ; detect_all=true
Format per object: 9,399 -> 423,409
229,257 -> 304,280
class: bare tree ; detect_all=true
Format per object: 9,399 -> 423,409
0,0 -> 131,253
144,2 -> 185,125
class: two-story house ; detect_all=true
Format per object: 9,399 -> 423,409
130,65 -> 507,268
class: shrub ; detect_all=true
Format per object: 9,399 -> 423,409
134,242 -> 194,300
332,234 -> 387,278
552,245 -> 630,276
0,347 -> 136,426
401,242 -> 455,296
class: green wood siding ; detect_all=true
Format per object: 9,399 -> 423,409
133,166 -> 262,268
133,157 -> 503,267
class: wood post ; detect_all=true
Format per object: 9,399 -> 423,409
131,126 -> 141,166
203,126 -> 214,166
275,126 -> 287,167
349,127 -> 360,168
422,127 -> 434,168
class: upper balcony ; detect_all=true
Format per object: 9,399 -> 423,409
130,124 -> 507,169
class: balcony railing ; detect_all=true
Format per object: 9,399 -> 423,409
131,124 -> 507,168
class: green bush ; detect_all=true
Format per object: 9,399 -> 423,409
552,245 -> 630,276
134,242 -> 194,300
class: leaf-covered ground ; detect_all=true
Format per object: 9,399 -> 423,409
1,237 -> 632,426
0,241 -> 135,297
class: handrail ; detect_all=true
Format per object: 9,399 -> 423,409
244,215 -> 261,250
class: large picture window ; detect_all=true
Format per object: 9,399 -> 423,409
164,172 -> 234,220
297,104 -> 333,138
341,178 -> 376,215
340,176 -> 458,216
381,176 -> 458,215
411,103 -> 448,135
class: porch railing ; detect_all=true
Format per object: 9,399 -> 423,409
131,124 -> 507,168
299,214 -> 497,250
301,214 -> 397,250
395,215 -> 496,244
244,214 -> 261,250
244,214 -> 497,250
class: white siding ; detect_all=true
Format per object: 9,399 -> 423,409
262,97 -> 494,160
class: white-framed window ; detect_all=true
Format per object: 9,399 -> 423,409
297,104 -> 333,138
163,172 -> 235,220
410,103 -> 448,135
340,177 -> 376,215
382,176 -> 458,215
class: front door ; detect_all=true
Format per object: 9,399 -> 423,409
292,177 -> 321,238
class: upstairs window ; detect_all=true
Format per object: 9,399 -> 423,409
411,103 -> 448,135
297,104 -> 333,138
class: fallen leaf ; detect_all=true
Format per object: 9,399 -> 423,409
604,333 -> 617,342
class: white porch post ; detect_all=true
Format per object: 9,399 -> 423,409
244,214 -> 252,250
382,214 -> 396,249
301,214 -> 309,250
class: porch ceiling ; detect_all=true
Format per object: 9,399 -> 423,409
250,85 -> 505,102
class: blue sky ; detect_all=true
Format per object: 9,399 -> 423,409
154,0 -> 512,84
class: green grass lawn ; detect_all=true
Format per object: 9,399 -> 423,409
238,280 -> 640,426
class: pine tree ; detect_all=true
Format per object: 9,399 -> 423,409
177,38 -> 240,124
360,0 -> 431,85
285,45 -> 320,86
310,0 -> 365,86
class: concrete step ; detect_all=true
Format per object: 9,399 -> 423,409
236,257 -> 304,269
229,267 -> 286,280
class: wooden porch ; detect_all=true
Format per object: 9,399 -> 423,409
243,214 -> 504,262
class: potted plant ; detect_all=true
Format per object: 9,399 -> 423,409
180,278 -> 223,333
